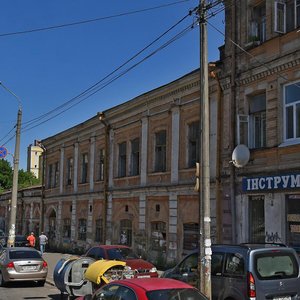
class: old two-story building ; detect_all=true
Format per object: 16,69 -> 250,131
39,68 -> 224,263
0,0 -> 299,263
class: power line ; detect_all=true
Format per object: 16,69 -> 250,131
0,0 -> 192,38
21,8 -> 199,131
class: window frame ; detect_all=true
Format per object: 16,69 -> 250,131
154,130 -> 167,173
66,157 -> 73,186
78,218 -> 87,241
130,138 -> 140,176
118,142 -> 127,178
188,122 -> 199,168
81,153 -> 88,184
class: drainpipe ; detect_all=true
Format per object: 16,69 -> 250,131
209,66 -> 223,243
230,2 -> 237,244
98,112 -> 110,244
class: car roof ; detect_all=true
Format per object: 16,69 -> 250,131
92,245 -> 130,249
110,278 -> 196,291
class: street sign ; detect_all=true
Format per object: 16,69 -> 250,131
0,146 -> 8,158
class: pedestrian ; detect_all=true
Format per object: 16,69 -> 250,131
27,232 -> 36,248
39,232 -> 48,255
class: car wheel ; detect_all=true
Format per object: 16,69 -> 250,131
0,271 -> 7,287
37,280 -> 46,287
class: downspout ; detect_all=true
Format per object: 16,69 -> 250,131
209,66 -> 223,243
230,1 -> 237,244
98,112 -> 110,244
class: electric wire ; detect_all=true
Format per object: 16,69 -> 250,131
0,126 -> 16,145
0,0 -> 191,38
21,7 -> 199,130
22,20 -> 198,132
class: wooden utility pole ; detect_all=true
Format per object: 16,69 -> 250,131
198,0 -> 212,298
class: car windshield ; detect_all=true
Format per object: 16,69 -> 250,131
254,251 -> 299,279
107,248 -> 138,260
146,288 -> 207,300
9,250 -> 41,259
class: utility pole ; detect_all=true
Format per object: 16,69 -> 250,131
198,0 -> 211,298
0,82 -> 22,247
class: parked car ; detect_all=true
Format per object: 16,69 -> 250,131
0,247 -> 48,286
162,243 -> 300,300
0,235 -> 29,247
76,278 -> 208,300
84,245 -> 158,278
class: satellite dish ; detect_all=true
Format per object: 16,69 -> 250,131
231,144 -> 250,168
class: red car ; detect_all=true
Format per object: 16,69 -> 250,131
84,245 -> 158,278
76,278 -> 208,300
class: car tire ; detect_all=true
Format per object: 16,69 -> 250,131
0,271 -> 7,287
37,280 -> 46,287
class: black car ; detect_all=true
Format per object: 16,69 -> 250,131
0,235 -> 29,247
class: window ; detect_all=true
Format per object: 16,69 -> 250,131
54,162 -> 59,187
224,253 -> 245,275
154,130 -> 166,172
249,196 -> 265,243
130,138 -> 140,176
249,94 -> 266,149
120,219 -> 132,246
249,3 -> 266,43
188,122 -> 199,168
95,219 -> 103,243
67,157 -> 73,185
118,142 -> 127,177
81,153 -> 88,183
63,218 -> 71,238
183,223 -> 199,251
275,0 -> 300,33
237,93 -> 266,149
78,218 -> 87,240
211,253 -> 224,276
47,164 -> 53,189
286,195 -> 300,250
150,221 -> 166,251
98,149 -> 104,181
284,82 -> 300,142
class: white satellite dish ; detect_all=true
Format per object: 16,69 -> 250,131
231,144 -> 250,168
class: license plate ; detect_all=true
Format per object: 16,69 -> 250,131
137,275 -> 150,278
273,297 -> 291,300
22,266 -> 37,271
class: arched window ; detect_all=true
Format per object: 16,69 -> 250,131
120,219 -> 132,246
150,221 -> 166,251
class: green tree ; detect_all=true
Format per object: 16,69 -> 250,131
18,169 -> 40,189
0,159 -> 13,193
0,159 -> 41,193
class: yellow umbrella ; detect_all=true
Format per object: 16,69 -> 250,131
84,260 -> 126,285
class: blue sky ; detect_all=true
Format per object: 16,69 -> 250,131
0,0 -> 225,170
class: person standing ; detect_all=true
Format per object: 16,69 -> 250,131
27,232 -> 36,248
39,232 -> 48,255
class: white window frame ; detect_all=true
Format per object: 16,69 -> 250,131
275,0 -> 286,33
283,81 -> 300,143
237,114 -> 249,146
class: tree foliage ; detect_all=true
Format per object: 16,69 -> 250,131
0,159 -> 41,193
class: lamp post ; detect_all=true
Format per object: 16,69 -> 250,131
0,82 -> 22,247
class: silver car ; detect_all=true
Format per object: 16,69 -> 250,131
0,247 -> 48,286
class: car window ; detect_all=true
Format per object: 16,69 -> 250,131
211,253 -> 224,275
147,288 -> 207,300
86,247 -> 105,260
255,251 -> 299,279
95,284 -> 120,300
107,248 -> 138,260
116,286 -> 137,300
179,253 -> 198,273
9,250 -> 41,259
224,253 -> 244,275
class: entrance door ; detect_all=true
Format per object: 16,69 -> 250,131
249,195 -> 265,242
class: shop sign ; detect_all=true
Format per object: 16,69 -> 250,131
242,173 -> 300,192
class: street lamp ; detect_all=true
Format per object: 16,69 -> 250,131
0,82 -> 22,247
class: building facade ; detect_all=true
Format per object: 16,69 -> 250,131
222,0 -> 300,247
